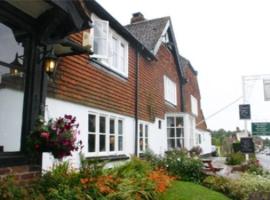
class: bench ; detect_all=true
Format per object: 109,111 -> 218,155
202,159 -> 223,174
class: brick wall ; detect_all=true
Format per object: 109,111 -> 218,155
0,165 -> 40,184
48,32 -> 136,118
183,64 -> 207,130
49,33 -> 182,122
138,44 -> 182,121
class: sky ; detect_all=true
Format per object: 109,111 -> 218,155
96,0 -> 270,131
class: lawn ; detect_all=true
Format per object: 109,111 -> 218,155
161,181 -> 231,200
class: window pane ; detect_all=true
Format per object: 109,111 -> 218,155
176,128 -> 181,137
110,118 -> 115,134
139,124 -> 143,137
110,135 -> 115,151
88,114 -> 96,132
139,138 -> 144,151
167,128 -> 175,137
0,23 -> 25,152
176,117 -> 183,128
88,134 -> 95,152
145,138 -> 148,149
145,125 -> 148,137
118,120 -> 123,135
99,135 -> 106,152
168,139 -> 175,150
99,116 -> 106,133
176,139 -> 181,148
94,20 -> 108,57
112,37 -> 118,68
167,117 -> 175,127
118,136 -> 123,151
119,43 -> 125,72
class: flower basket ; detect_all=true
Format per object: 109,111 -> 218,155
27,115 -> 82,160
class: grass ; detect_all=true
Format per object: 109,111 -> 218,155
161,181 -> 231,200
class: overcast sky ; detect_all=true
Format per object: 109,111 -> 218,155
97,0 -> 270,131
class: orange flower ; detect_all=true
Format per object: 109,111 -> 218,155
148,168 -> 175,193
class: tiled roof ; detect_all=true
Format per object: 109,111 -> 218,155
125,17 -> 170,52
179,55 -> 198,75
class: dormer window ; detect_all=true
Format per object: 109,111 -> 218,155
88,15 -> 129,77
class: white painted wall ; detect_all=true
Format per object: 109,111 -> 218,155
139,118 -> 167,156
196,129 -> 212,155
0,88 -> 23,152
43,97 -> 136,171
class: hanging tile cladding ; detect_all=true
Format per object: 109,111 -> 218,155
48,32 -> 136,117
138,44 -> 182,122
183,65 -> 207,130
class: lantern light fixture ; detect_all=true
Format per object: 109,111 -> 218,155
44,49 -> 58,78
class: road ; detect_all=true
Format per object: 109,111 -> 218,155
256,153 -> 270,171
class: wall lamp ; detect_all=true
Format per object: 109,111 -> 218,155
43,49 -> 58,78
10,53 -> 24,77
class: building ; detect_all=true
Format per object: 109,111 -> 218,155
180,55 -> 212,155
0,0 -> 211,176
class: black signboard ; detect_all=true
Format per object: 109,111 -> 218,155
240,137 -> 254,153
239,104 -> 251,119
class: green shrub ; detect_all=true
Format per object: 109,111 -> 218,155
226,152 -> 245,165
229,173 -> 270,200
203,176 -> 230,194
142,149 -> 164,168
108,177 -> 158,200
246,159 -> 264,175
203,174 -> 270,200
164,149 -> 205,183
232,142 -> 241,152
111,157 -> 152,178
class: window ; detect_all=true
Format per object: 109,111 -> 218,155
263,79 -> 270,101
198,134 -> 202,145
0,22 -> 25,152
164,76 -> 177,105
90,15 -> 129,77
191,95 -> 198,116
138,123 -> 149,153
88,113 -> 124,155
167,116 -> 184,150
158,120 -> 162,129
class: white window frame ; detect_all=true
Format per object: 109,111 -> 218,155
90,15 -> 129,77
138,122 -> 149,153
166,115 -> 184,150
191,95 -> 198,116
87,112 -> 124,157
164,75 -> 177,105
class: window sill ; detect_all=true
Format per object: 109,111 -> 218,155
90,58 -> 128,80
165,100 -> 177,108
86,154 -> 129,162
0,152 -> 30,167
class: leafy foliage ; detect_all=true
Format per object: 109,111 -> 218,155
225,152 -> 245,165
164,150 -> 205,183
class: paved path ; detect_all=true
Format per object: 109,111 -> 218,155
256,153 -> 270,171
209,157 -> 241,179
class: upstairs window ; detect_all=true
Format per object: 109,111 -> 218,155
164,76 -> 177,105
191,95 -> 198,116
89,15 -> 129,77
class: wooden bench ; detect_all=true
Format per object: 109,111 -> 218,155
202,159 -> 223,174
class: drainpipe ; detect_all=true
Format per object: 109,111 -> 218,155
180,78 -> 187,112
135,44 -> 140,157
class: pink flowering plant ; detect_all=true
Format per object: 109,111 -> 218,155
28,115 -> 83,159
